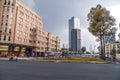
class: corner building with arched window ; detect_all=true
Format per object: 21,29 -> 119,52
0,0 -> 60,57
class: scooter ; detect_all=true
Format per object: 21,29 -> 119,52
9,56 -> 18,62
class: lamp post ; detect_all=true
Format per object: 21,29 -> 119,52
0,23 -> 2,56
0,23 -> 2,34
118,33 -> 120,41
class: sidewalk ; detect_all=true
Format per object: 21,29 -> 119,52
0,57 -> 34,61
0,57 -> 120,64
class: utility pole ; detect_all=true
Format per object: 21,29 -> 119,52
89,44 -> 92,54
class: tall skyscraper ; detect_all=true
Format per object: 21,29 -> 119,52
69,17 -> 81,51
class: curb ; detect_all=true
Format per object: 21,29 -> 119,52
0,57 -> 34,61
34,59 -> 108,64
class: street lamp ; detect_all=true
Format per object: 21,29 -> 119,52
0,23 -> 2,33
118,33 -> 120,39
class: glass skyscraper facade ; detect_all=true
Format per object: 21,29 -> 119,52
69,17 -> 81,51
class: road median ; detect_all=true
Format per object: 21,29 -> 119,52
35,57 -> 107,63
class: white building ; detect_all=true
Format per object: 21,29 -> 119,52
105,41 -> 120,59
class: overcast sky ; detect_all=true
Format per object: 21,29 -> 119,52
21,0 -> 120,51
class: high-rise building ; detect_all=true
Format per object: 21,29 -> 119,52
44,31 -> 60,52
71,29 -> 81,51
69,17 -> 81,51
0,0 -> 60,57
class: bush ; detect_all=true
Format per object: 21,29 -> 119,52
43,57 -> 105,62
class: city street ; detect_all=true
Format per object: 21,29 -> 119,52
0,61 -> 120,80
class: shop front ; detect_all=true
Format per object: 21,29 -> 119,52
0,44 -> 35,57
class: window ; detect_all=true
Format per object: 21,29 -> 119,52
31,17 -> 34,21
23,39 -> 25,42
31,23 -> 34,27
29,40 -> 32,43
8,0 -> 10,5
35,20 -> 38,25
17,30 -> 20,34
7,7 -> 9,13
34,41 -> 36,43
17,30 -> 22,35
17,37 -> 19,40
4,35 -> 6,41
19,5 -> 23,9
17,37 -> 22,41
12,8 -> 14,13
19,11 -> 24,16
20,31 -> 22,34
5,28 -> 7,32
3,6 -> 5,12
19,17 -> 23,22
20,38 -> 22,41
41,47 -> 44,50
10,18 -> 12,28
25,9 -> 29,13
25,20 -> 29,25
18,23 -> 23,28
4,0 -> 6,5
24,33 -> 28,37
29,34 -> 32,37
42,42 -> 44,45
38,41 -> 40,44
26,15 -> 29,19
0,35 -> 1,40
8,36 -> 10,41
12,0 -> 14,6
9,29 -> 11,34
25,26 -> 28,30
5,15 -> 9,26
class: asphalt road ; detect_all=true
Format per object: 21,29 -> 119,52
0,61 -> 120,80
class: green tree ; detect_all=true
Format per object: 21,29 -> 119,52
45,47 -> 50,52
87,4 -> 116,59
81,47 -> 86,53
117,48 -> 120,54
111,46 -> 116,55
111,46 -> 116,60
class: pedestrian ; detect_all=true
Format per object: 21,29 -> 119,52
9,53 -> 14,61
110,55 -> 113,62
14,52 -> 18,62
32,52 -> 35,57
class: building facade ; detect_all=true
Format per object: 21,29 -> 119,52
104,33 -> 116,43
44,31 -> 60,52
0,0 -> 60,57
71,29 -> 81,51
105,41 -> 120,59
69,17 -> 81,51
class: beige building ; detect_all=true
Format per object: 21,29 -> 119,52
0,0 -> 60,57
105,41 -> 120,59
44,31 -> 60,52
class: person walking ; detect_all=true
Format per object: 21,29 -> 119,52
14,52 -> 18,62
9,53 -> 14,61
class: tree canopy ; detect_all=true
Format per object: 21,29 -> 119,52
88,4 -> 116,37
87,4 -> 116,59
81,47 -> 86,53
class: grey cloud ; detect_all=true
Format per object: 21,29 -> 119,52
21,0 -> 35,9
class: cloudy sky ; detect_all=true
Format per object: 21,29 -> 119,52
21,0 -> 120,51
